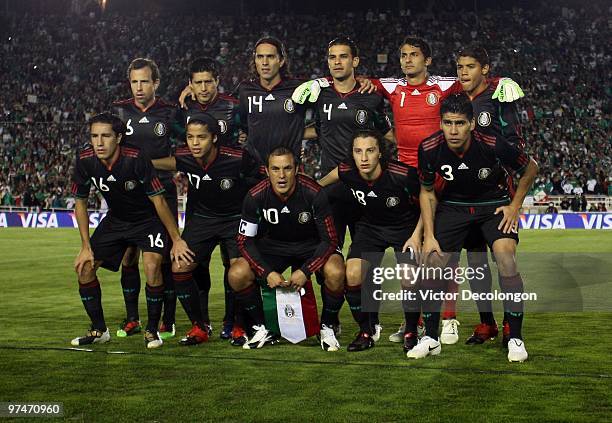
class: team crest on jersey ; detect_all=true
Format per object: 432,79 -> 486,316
478,112 -> 492,127
284,304 -> 295,318
284,99 -> 295,113
218,119 -> 228,134
220,178 -> 234,190
124,180 -> 137,191
298,212 -> 311,224
355,110 -> 368,125
426,92 -> 439,106
386,197 -> 400,208
153,122 -> 167,137
478,168 -> 492,180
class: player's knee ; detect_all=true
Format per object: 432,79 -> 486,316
345,263 -> 363,287
121,247 -> 139,267
323,259 -> 345,285
228,260 -> 253,290
142,255 -> 162,285
77,263 -> 97,284
171,261 -> 196,274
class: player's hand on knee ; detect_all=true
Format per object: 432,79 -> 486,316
355,76 -> 377,94
422,236 -> 442,266
495,205 -> 520,234
74,246 -> 95,276
402,235 -> 422,264
170,239 -> 195,268
178,85 -> 195,109
289,269 -> 308,291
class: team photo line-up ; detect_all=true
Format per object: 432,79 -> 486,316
70,34 -> 536,363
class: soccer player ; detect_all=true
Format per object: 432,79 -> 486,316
413,94 -> 538,362
228,147 -> 344,351
111,58 -> 181,340
182,56 -> 243,340
70,113 -> 193,348
151,112 -> 259,345
319,129 -> 422,352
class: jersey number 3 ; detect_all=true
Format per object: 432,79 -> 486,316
440,165 -> 454,181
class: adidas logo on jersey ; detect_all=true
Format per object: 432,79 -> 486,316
411,89 -> 421,95
107,175 -> 116,182
202,174 -> 212,181
458,163 -> 469,170
367,191 -> 377,198
138,116 -> 149,123
338,102 -> 348,110
281,206 -> 290,213
265,94 -> 275,101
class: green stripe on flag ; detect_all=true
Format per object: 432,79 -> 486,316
261,283 -> 280,335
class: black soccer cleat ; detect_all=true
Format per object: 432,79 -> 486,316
403,332 -> 418,353
347,331 -> 374,352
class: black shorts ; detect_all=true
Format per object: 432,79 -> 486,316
91,216 -> 168,272
348,221 -> 417,266
434,202 -> 519,253
323,181 -> 360,251
182,215 -> 240,264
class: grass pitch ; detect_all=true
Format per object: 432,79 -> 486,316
0,229 -> 611,422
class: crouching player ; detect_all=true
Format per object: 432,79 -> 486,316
152,112 -> 260,345
320,130 -> 422,352
415,94 -> 538,362
228,147 -> 345,350
71,113 -> 193,348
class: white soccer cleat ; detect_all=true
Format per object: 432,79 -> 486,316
243,325 -> 272,350
440,319 -> 460,345
406,336 -> 441,359
507,338 -> 528,362
144,330 -> 163,349
320,324 -> 340,352
372,324 -> 383,342
71,328 -> 110,346
388,322 -> 405,343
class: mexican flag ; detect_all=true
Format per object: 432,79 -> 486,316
261,279 -> 320,343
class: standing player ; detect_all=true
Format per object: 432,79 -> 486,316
413,94 -> 537,362
228,148 -> 345,351
319,130 -> 423,353
151,112 -> 259,345
71,113 -> 192,348
111,58 -> 181,340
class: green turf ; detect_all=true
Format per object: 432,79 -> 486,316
0,229 -> 611,422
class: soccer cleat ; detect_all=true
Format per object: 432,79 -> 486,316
320,324 -> 340,352
372,324 -> 383,342
440,319 -> 460,345
347,332 -> 374,352
71,327 -> 110,346
466,322 -> 499,345
331,323 -> 342,337
179,324 -> 210,346
116,319 -> 141,337
406,336 -> 441,359
230,325 -> 247,347
144,330 -> 163,349
243,325 -> 273,349
502,321 -> 510,349
507,338 -> 528,362
403,332 -> 418,353
389,322 -> 405,343
158,322 -> 176,340
220,321 -> 233,340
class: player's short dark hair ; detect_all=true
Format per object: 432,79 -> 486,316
88,112 -> 126,136
400,36 -> 432,59
188,57 -> 220,80
185,112 -> 219,136
456,45 -> 490,67
440,93 -> 474,121
328,36 -> 359,58
350,129 -> 391,168
127,57 -> 161,81
251,36 -> 291,78
266,146 -> 296,167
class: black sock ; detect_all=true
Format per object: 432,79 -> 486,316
402,287 -> 421,334
345,285 -> 371,334
145,284 -> 164,332
194,264 -> 211,323
235,284 -> 264,327
420,278 -> 444,340
321,286 -> 344,327
161,262 -> 176,326
222,266 -> 234,324
467,256 -> 494,325
500,273 -> 525,339
173,272 -> 205,327
120,265 -> 140,321
79,279 -> 106,331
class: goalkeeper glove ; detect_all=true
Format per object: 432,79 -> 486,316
492,78 -> 525,102
291,78 -> 330,104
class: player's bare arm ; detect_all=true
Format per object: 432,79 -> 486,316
402,215 -> 424,262
420,185 -> 442,262
149,194 -> 194,265
495,159 -> 539,234
317,167 -> 339,187
151,156 -> 177,171
73,197 -> 96,276
178,85 -> 195,109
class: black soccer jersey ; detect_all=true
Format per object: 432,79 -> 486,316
238,78 -> 307,163
471,84 -> 526,149
316,81 -> 391,175
71,145 -> 164,222
183,94 -> 241,147
237,174 -> 337,278
418,131 -> 531,205
338,160 -> 420,227
175,145 -> 259,219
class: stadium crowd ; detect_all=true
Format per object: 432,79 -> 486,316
0,3 -> 610,208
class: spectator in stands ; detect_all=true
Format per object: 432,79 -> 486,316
545,202 -> 559,214
560,197 -> 571,211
